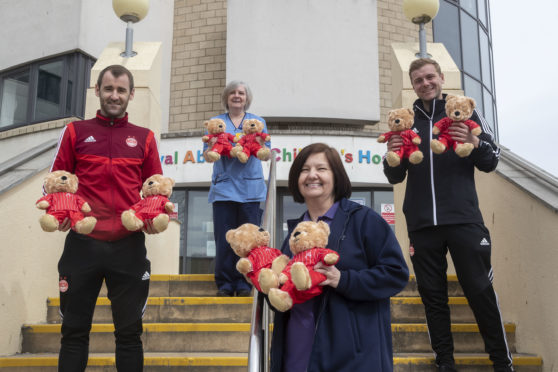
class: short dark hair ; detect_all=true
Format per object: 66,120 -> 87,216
97,64 -> 134,91
408,58 -> 442,80
288,143 -> 352,204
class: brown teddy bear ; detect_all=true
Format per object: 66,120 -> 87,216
225,223 -> 290,294
230,119 -> 271,163
36,170 -> 97,234
431,95 -> 482,157
377,108 -> 423,167
268,221 -> 339,312
121,174 -> 175,233
202,118 -> 236,162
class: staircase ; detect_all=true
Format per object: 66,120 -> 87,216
0,274 -> 542,371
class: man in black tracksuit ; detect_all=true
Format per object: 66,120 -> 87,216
383,58 -> 514,372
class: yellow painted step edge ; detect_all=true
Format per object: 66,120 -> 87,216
47,296 -> 468,306
24,323 -> 515,334
149,274 -> 458,282
0,355 -> 541,367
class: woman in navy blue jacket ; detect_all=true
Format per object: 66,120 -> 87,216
270,143 -> 409,372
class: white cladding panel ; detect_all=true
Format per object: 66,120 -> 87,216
226,0 -> 380,123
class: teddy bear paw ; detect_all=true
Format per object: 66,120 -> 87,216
236,152 -> 249,163
205,151 -> 221,163
268,288 -> 293,312
386,151 -> 401,167
75,217 -> 97,235
256,148 -> 271,161
272,254 -> 290,274
236,258 -> 252,275
291,262 -> 312,291
39,214 -> 59,232
455,143 -> 474,157
121,210 -> 144,231
409,150 -> 424,165
152,213 -> 170,233
258,268 -> 278,294
430,139 -> 446,154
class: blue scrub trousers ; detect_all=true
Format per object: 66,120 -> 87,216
212,201 -> 262,293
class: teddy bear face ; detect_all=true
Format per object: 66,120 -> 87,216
226,223 -> 270,257
445,95 -> 476,121
387,108 -> 414,132
43,170 -> 79,194
289,221 -> 330,255
242,119 -> 264,134
141,174 -> 175,198
204,118 -> 227,134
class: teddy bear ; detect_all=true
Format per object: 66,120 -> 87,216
431,95 -> 482,157
268,221 -> 340,312
225,223 -> 290,294
202,118 -> 236,162
121,174 -> 175,233
36,170 -> 97,234
230,119 -> 271,163
377,108 -> 423,167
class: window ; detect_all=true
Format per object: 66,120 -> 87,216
433,0 -> 499,141
0,52 -> 95,131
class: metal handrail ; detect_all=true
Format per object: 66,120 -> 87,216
248,155 -> 276,372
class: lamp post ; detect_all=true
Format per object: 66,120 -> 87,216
403,0 -> 439,58
113,0 -> 150,58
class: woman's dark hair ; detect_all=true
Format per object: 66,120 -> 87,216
288,143 -> 352,203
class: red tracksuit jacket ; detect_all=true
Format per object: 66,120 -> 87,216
50,111 -> 162,241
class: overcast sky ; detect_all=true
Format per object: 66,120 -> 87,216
490,1 -> 558,177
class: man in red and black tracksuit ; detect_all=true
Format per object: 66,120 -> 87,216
49,65 -> 163,372
383,58 -> 514,372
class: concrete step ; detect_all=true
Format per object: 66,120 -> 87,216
141,274 -> 464,297
46,296 -> 474,324
0,352 -> 542,371
21,323 -> 516,354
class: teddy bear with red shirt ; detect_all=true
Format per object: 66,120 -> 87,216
36,170 -> 97,234
121,174 -> 175,233
202,118 -> 236,162
230,118 -> 271,163
268,221 -> 339,312
377,108 -> 423,167
226,223 -> 290,294
431,95 -> 482,157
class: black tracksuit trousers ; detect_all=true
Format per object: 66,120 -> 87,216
409,224 -> 514,371
57,230 -> 150,372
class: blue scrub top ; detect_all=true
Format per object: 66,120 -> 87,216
205,112 -> 269,203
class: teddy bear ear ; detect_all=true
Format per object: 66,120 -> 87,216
407,108 -> 414,117
445,94 -> 455,102
225,229 -> 235,243
204,121 -> 210,128
387,110 -> 395,121
317,220 -> 330,235
467,97 -> 476,110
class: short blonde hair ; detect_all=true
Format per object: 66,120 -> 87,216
409,58 -> 442,80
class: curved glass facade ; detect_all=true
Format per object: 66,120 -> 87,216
433,0 -> 498,140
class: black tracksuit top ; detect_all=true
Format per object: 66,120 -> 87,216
383,95 -> 500,232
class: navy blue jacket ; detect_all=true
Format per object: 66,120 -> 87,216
270,198 -> 409,372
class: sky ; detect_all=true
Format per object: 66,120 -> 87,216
490,1 -> 558,177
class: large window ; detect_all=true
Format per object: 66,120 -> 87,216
0,52 -> 95,131
433,0 -> 498,140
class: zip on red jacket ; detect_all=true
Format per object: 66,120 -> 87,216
50,110 -> 163,241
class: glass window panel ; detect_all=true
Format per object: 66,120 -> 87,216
477,0 -> 487,27
66,55 -> 75,115
463,74 -> 483,113
35,60 -> 63,121
373,190 -> 395,231
279,193 -> 307,247
433,1 -> 462,68
483,87 -> 496,135
0,70 -> 30,128
461,11 -> 481,79
479,30 -> 492,91
461,0 -> 477,17
350,191 -> 372,208
185,190 -> 214,259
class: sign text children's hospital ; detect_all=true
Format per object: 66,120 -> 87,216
159,135 -> 389,185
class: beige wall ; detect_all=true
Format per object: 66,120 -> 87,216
0,169 -> 179,356
477,172 -> 558,371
